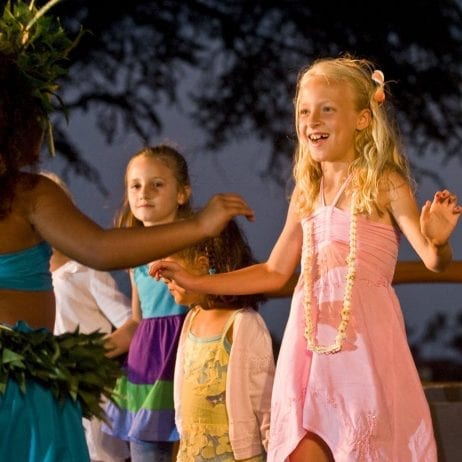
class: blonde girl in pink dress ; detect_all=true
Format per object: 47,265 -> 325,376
150,55 -> 462,462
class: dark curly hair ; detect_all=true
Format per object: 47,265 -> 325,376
0,51 -> 44,218
171,218 -> 267,310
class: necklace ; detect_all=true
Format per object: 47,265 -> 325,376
302,193 -> 357,354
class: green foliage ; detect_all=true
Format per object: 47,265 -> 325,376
0,0 -> 82,154
0,323 -> 122,421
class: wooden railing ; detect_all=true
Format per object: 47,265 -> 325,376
393,261 -> 462,285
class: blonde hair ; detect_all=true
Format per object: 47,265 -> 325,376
293,54 -> 411,217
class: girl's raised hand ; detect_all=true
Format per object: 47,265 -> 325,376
195,193 -> 255,237
420,189 -> 462,247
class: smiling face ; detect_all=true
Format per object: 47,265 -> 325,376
126,155 -> 190,226
297,74 -> 370,165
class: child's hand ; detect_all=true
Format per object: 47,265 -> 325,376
196,193 -> 255,237
420,189 -> 462,247
149,260 -> 197,290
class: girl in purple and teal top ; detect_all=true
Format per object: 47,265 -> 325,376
103,145 -> 193,462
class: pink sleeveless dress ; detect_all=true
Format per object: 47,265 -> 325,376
268,178 -> 437,461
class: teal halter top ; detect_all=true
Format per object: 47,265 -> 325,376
0,241 -> 53,291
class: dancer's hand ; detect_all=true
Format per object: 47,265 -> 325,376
195,193 -> 255,238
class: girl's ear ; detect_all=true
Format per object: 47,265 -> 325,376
356,108 -> 372,131
178,185 -> 192,206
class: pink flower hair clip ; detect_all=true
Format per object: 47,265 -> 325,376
371,69 -> 385,105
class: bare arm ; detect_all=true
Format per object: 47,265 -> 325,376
419,190 -> 461,269
150,193 -> 303,296
387,174 -> 461,272
29,175 -> 255,270
264,272 -> 300,298
105,272 -> 141,358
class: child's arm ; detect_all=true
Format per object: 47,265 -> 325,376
150,192 -> 303,296
387,173 -> 461,272
419,190 -> 461,268
265,272 -> 300,298
104,273 -> 141,358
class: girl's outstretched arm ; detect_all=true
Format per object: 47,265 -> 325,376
150,192 -> 303,296
387,173 -> 461,272
420,189 -> 462,251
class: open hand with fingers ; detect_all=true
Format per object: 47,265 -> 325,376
195,193 -> 255,238
420,189 -> 462,247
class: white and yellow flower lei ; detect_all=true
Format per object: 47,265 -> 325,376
303,198 -> 357,354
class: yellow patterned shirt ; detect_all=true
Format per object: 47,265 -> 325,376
177,311 -> 264,462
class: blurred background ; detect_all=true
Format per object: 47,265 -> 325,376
37,0 -> 462,380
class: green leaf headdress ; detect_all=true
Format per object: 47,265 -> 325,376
0,0 -> 83,155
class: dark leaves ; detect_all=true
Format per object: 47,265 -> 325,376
0,323 -> 122,421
